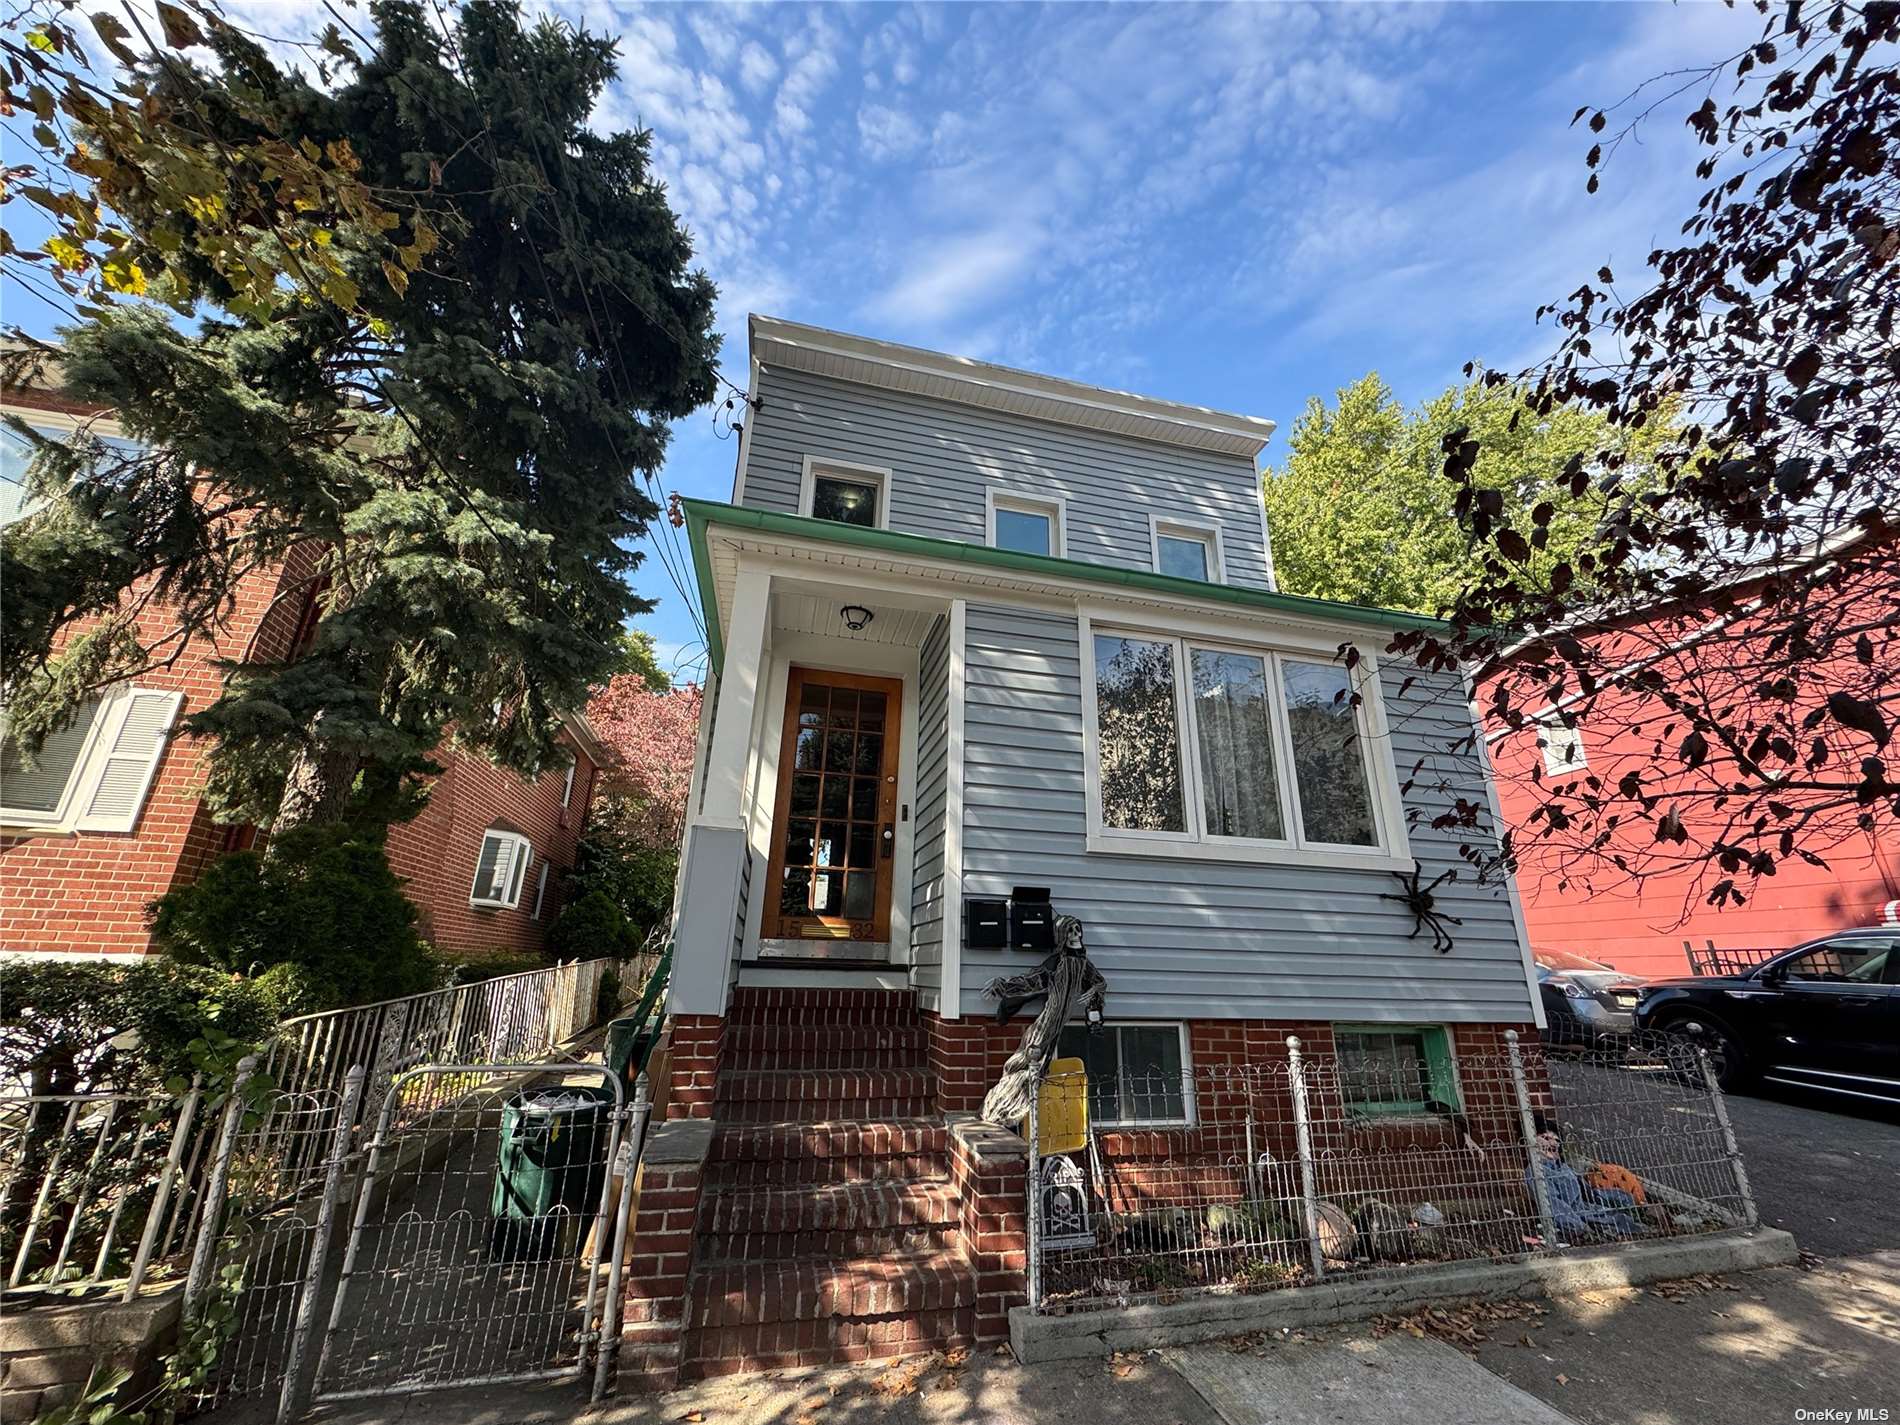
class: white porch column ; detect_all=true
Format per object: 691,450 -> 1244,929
669,564 -> 771,1017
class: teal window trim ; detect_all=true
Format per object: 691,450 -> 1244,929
1335,1023 -> 1459,1118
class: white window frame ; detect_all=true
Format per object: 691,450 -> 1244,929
984,488 -> 1067,558
1078,609 -> 1412,870
560,761 -> 577,808
470,829 -> 534,910
1056,1021 -> 1196,1128
1149,515 -> 1225,584
798,455 -> 892,531
0,685 -> 183,836
532,859 -> 551,919
1539,717 -> 1587,778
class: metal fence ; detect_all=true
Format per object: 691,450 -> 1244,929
1026,1032 -> 1755,1312
0,956 -> 634,1309
1684,940 -> 1781,976
1,1085 -> 206,1298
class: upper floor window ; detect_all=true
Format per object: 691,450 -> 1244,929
561,762 -> 577,808
470,829 -> 532,909
987,490 -> 1066,557
1081,617 -> 1406,866
1539,717 -> 1586,777
2,418 -> 143,530
800,457 -> 890,530
0,686 -> 182,834
1151,517 -> 1223,583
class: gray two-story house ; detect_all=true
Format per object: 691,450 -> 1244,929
625,316 -> 1543,1385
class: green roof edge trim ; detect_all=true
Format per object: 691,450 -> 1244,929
681,498 -> 1449,675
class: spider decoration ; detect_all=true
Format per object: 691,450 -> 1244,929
1380,866 -> 1463,953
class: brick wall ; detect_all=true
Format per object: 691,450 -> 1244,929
945,1115 -> 1028,1344
663,1014 -> 727,1120
0,534 -> 316,956
620,1119 -> 712,1393
384,739 -> 599,962
2,381 -> 599,961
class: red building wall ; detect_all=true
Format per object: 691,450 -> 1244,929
386,739 -> 599,962
0,391 -> 600,961
1484,589 -> 1900,979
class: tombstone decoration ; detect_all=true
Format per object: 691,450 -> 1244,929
1037,1153 -> 1093,1251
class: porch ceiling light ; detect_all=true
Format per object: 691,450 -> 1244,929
840,604 -> 874,631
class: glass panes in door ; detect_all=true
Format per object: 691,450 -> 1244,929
777,679 -> 889,931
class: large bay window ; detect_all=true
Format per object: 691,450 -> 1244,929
470,829 -> 533,909
1082,616 -> 1406,866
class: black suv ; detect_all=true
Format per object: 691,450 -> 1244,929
1633,928 -> 1900,1102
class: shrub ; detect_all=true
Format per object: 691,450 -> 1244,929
147,824 -> 439,1013
0,958 -> 280,1095
546,890 -> 640,962
566,827 -> 677,936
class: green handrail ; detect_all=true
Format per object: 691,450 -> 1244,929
607,943 -> 672,1080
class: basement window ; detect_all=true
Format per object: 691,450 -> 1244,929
1055,1023 -> 1192,1126
1335,1025 -> 1459,1118
471,829 -> 533,910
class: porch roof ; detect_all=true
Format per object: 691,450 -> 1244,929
682,499 -> 1451,672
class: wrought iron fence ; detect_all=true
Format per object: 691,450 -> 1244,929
1026,1032 -> 1755,1313
1684,939 -> 1782,976
0,1084 -> 207,1298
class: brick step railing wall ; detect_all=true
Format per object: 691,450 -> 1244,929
620,989 -> 1028,1389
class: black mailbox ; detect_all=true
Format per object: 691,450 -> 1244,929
1009,886 -> 1056,951
964,897 -> 1009,949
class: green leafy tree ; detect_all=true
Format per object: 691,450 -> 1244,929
2,0 -> 719,836
610,628 -> 673,692
1262,374 -> 1680,616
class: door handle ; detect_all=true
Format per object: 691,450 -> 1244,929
881,823 -> 895,859
1841,996 -> 1881,1008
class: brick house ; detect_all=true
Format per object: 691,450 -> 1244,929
0,384 -> 604,963
619,317 -> 1546,1385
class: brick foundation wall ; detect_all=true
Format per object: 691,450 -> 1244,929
620,1119 -> 713,1393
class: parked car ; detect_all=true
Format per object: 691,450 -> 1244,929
1633,928 -> 1900,1101
1534,948 -> 1647,1046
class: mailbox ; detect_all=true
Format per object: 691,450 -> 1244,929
1009,886 -> 1056,951
964,897 -> 1009,949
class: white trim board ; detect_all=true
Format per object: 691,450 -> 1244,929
941,599 -> 968,1018
984,487 -> 1068,559
1149,513 -> 1227,584
798,454 -> 893,530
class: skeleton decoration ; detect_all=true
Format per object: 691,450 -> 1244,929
1036,1153 -> 1093,1251
1379,866 -> 1463,953
978,913 -> 1107,1127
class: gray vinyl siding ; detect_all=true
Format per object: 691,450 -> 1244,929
909,615 -> 952,1010
742,367 -> 1273,589
956,602 -> 1535,1024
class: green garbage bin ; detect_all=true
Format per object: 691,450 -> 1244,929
604,1017 -> 654,1089
489,1082 -> 616,1260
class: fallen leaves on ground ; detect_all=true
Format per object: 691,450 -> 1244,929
870,1349 -> 970,1398
1371,1299 -> 1549,1356
1647,1273 -> 1733,1302
1108,1350 -> 1145,1379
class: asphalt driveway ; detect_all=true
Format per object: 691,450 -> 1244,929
1720,1083 -> 1900,1258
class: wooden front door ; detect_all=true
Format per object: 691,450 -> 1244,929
761,667 -> 903,949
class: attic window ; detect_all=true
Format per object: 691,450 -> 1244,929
1541,718 -> 1587,777
800,458 -> 890,530
471,829 -> 533,909
1151,517 -> 1224,583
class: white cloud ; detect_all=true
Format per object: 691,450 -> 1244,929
867,222 -> 1045,326
737,40 -> 778,94
857,104 -> 925,162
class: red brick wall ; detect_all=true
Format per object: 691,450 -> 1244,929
384,739 -> 599,962
0,544 -> 317,956
663,1014 -> 727,1120
2,384 -> 600,961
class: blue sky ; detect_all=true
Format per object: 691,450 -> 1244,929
5,1 -> 1760,683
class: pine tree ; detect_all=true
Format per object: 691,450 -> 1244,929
2,0 -> 719,835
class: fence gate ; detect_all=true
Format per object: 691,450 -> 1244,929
304,1064 -> 632,1411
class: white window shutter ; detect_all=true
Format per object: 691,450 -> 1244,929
532,860 -> 550,919
507,841 -> 532,907
76,690 -> 182,833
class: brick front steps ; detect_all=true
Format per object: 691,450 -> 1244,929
680,989 -> 978,1380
